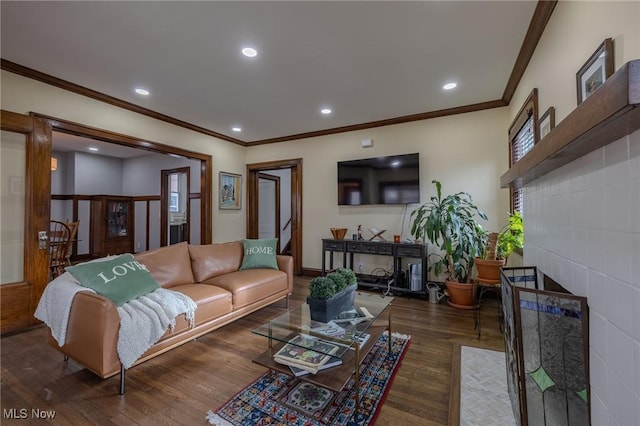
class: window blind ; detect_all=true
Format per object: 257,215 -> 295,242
509,114 -> 534,214
511,115 -> 534,164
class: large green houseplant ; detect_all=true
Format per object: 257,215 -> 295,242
475,211 -> 524,282
410,180 -> 487,308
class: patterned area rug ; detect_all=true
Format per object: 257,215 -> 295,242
206,332 -> 410,426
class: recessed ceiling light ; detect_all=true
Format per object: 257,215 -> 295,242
242,47 -> 257,58
321,108 -> 332,115
443,82 -> 457,90
232,127 -> 242,132
88,147 -> 99,152
134,88 -> 150,96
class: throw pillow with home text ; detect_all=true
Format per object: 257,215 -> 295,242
239,238 -> 279,270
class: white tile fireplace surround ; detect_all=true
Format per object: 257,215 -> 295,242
523,129 -> 639,426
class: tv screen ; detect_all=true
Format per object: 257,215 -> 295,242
337,153 -> 420,205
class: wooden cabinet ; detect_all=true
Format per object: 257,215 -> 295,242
90,196 -> 133,257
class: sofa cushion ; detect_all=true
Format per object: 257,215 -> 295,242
167,284 -> 233,327
206,269 -> 288,309
66,254 -> 159,307
239,238 -> 278,270
189,242 -> 243,283
134,242 -> 195,288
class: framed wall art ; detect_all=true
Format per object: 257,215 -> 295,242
538,107 -> 555,139
576,38 -> 614,104
219,172 -> 241,210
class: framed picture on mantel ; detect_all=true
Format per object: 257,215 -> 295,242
576,38 -> 614,104
538,107 -> 555,139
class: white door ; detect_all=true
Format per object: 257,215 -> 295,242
258,177 -> 276,239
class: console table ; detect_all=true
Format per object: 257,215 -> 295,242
321,238 -> 427,296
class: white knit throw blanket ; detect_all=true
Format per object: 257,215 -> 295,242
116,288 -> 197,369
35,272 -> 95,346
35,272 -> 197,369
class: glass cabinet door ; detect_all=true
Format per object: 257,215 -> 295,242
107,200 -> 129,238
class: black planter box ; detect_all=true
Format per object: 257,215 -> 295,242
306,285 -> 356,323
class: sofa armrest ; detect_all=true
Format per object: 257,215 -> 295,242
276,255 -> 294,293
49,292 -> 121,378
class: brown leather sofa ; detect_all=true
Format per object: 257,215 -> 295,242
49,241 -> 294,393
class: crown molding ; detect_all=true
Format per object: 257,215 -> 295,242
1,59 -> 246,146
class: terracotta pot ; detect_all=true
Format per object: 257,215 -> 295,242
474,257 -> 506,282
445,280 -> 476,309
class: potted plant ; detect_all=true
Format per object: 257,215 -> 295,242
307,268 -> 358,322
409,180 -> 487,309
475,211 -> 524,282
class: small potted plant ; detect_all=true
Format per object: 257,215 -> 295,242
409,180 -> 487,309
307,268 -> 358,322
475,211 -> 524,282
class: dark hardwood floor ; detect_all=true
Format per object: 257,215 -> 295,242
1,277 -> 504,425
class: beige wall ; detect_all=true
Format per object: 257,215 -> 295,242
1,70 -> 247,243
510,0 -> 640,123
246,107 -> 511,273
2,69 -> 511,276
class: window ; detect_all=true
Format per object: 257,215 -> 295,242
508,89 -> 538,214
169,192 -> 179,212
169,174 -> 180,212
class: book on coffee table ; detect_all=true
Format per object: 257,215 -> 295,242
303,321 -> 370,347
288,355 -> 343,377
309,320 -> 346,339
332,306 -> 374,325
273,334 -> 341,373
353,332 -> 370,348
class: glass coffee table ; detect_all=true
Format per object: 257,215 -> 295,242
252,291 -> 394,414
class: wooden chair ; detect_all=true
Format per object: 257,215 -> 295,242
49,220 -> 71,279
64,220 -> 79,266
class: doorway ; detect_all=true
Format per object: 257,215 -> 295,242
161,167 -> 190,246
258,172 -> 281,245
36,114 -> 213,248
0,111 -> 51,334
246,159 -> 302,275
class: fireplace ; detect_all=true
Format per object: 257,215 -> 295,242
501,61 -> 639,425
543,275 -> 570,294
501,267 -> 590,425
521,129 -> 639,424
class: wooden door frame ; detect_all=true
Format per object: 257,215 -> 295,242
33,113 -> 213,246
247,159 -> 302,275
257,172 -> 281,249
1,110 -> 52,334
161,167 -> 191,246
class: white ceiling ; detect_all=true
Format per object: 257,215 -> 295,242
2,1 -> 538,145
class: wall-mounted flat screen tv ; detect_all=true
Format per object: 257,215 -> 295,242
337,153 -> 420,205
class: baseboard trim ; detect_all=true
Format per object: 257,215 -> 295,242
301,268 -> 321,277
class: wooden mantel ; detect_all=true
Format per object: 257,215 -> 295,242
501,59 -> 640,189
